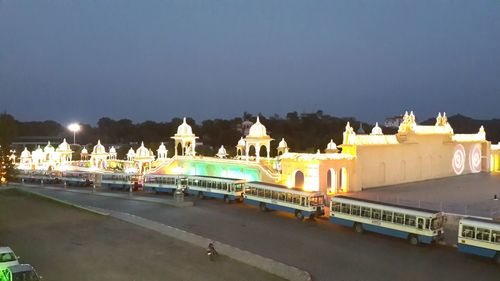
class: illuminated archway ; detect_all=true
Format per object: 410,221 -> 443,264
327,168 -> 336,193
248,145 -> 256,158
259,145 -> 267,158
339,167 -> 348,192
294,170 -> 305,189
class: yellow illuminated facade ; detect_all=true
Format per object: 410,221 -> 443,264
14,111 -> 496,194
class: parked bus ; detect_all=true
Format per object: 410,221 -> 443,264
17,171 -> 60,185
58,171 -> 93,187
185,176 -> 245,203
243,181 -> 325,220
458,217 -> 500,263
330,196 -> 445,245
143,174 -> 186,194
100,173 -> 142,191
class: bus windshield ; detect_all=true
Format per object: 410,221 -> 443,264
431,217 -> 444,230
309,196 -> 324,206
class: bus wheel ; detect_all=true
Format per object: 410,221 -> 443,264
198,192 -> 204,199
409,235 -> 419,246
354,223 -> 364,233
224,196 -> 231,204
259,203 -> 267,212
309,214 -> 316,220
295,210 -> 304,221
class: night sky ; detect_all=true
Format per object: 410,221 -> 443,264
1,1 -> 499,125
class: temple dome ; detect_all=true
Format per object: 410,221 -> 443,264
177,117 -> 194,136
109,146 -> 117,154
248,116 -> 268,138
216,145 -> 228,158
127,147 -> 136,158
81,147 -> 88,155
370,122 -> 383,135
20,147 -> 30,158
326,139 -> 337,150
44,141 -> 55,154
136,142 -> 149,157
278,138 -> 288,148
158,142 -> 167,151
237,137 -> 246,147
92,140 -> 106,154
57,139 -> 71,152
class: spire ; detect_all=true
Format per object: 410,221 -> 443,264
256,116 -> 260,123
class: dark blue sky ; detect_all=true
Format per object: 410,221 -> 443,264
1,0 -> 499,125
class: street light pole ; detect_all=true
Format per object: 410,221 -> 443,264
68,123 -> 81,145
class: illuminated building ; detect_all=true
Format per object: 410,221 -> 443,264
172,117 -> 198,156
14,111 -> 495,194
492,143 -> 500,172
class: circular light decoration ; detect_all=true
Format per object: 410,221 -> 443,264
469,144 -> 482,173
452,144 -> 466,175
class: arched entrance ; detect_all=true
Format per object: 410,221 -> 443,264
248,145 -> 256,158
327,168 -> 336,193
259,145 -> 267,158
176,143 -> 183,156
339,167 -> 348,192
294,170 -> 304,189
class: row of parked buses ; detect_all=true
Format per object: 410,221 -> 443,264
16,171 -> 500,263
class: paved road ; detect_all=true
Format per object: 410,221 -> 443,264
348,173 -> 500,217
17,185 -> 500,281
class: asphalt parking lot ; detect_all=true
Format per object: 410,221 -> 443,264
0,189 -> 285,281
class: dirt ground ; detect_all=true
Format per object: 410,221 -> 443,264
0,188 -> 285,281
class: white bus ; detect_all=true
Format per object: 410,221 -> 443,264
143,174 -> 186,194
58,171 -> 93,187
330,196 -> 445,245
101,173 -> 142,191
185,176 -> 245,203
243,181 -> 325,220
458,217 -> 500,263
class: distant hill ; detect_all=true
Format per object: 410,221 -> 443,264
420,114 -> 500,144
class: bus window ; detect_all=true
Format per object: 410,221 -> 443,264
462,225 -> 475,238
371,209 -> 381,220
394,213 -> 404,224
310,196 -> 323,206
264,190 -> 271,198
292,195 -> 300,204
476,228 -> 490,241
405,215 -> 416,227
278,193 -> 286,201
417,218 -> 424,229
341,203 -> 351,214
332,202 -> 341,212
492,231 -> 500,243
351,205 -> 360,216
272,191 -> 279,200
382,210 -> 393,222
301,197 -> 306,206
361,207 -> 371,218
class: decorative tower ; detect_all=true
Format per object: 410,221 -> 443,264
171,118 -> 198,156
244,116 -> 273,162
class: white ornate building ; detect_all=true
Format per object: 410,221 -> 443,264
244,116 -> 273,162
172,118 -> 198,156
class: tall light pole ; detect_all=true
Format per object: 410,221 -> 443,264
68,123 -> 81,145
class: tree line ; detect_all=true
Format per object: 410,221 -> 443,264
4,111 -> 500,160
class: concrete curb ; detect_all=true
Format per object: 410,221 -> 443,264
16,186 -> 312,281
13,183 -> 193,207
17,187 -> 110,216
111,211 -> 312,281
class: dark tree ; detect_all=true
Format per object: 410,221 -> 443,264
0,114 -> 18,183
